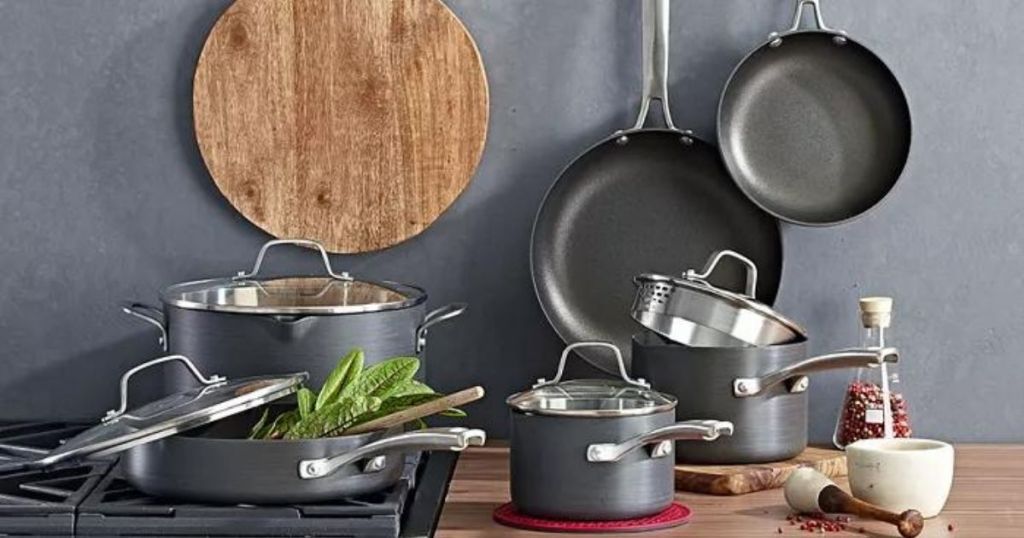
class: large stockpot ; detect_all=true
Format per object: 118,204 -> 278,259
506,342 -> 733,520
632,333 -> 898,464
0,355 -> 486,503
123,239 -> 465,391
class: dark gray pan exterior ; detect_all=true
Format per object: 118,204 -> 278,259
509,408 -> 679,520
119,410 -> 406,504
632,333 -> 809,464
718,31 -> 911,226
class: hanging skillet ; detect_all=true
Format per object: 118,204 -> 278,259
531,0 -> 782,371
717,0 -> 911,226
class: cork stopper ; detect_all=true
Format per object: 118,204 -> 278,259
859,296 -> 893,328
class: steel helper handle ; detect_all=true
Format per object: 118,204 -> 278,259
234,239 -> 353,281
533,342 -> 649,390
416,303 -> 467,353
733,347 -> 899,398
103,355 -> 225,422
587,420 -> 734,463
121,301 -> 168,351
298,427 -> 486,479
633,0 -> 675,130
685,250 -> 759,298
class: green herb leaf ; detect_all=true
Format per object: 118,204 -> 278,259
440,408 -> 467,417
316,349 -> 364,410
297,388 -> 316,419
413,418 -> 428,430
341,393 -> 444,431
340,357 -> 419,400
263,409 -> 300,439
247,408 -> 271,439
284,396 -> 381,439
390,379 -> 434,397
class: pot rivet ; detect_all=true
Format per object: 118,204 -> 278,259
737,382 -> 748,394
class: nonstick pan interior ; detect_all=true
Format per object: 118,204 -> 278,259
718,32 -> 911,225
531,130 -> 783,370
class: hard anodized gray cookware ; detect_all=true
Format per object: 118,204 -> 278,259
0,355 -> 486,503
632,333 -> 898,464
530,0 -> 782,375
506,342 -> 733,520
123,239 -> 465,391
632,250 -> 804,347
717,0 -> 911,226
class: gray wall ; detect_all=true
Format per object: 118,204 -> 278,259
0,0 -> 1020,442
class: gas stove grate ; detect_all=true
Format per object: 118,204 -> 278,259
0,422 -> 110,538
75,453 -> 454,538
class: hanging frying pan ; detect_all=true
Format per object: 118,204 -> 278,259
717,0 -> 911,226
193,0 -> 489,253
530,0 -> 783,371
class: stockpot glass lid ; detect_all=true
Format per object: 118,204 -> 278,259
161,240 -> 426,314
37,355 -> 305,467
506,342 -> 676,418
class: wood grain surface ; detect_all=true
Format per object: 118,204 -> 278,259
674,446 -> 847,495
194,0 -> 488,253
437,444 -> 1024,537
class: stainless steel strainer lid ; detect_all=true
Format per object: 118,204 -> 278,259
161,240 -> 426,314
631,250 -> 805,347
506,342 -> 676,417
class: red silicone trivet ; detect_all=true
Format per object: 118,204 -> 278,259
492,502 -> 692,533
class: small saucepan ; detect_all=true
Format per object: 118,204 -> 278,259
0,355 -> 486,503
506,342 -> 733,520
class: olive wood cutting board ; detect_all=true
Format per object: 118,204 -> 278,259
675,447 -> 846,495
193,0 -> 489,253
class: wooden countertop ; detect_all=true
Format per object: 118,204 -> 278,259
437,444 -> 1024,537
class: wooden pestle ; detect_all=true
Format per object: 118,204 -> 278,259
784,468 -> 924,538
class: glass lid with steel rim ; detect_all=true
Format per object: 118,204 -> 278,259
632,250 -> 805,347
162,240 -> 427,315
34,355 -> 305,468
506,342 -> 676,418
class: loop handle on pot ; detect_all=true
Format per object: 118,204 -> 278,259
587,420 -> 734,463
103,355 -> 225,422
121,301 -> 168,351
770,0 -> 847,46
416,303 -> 468,353
297,427 -> 486,480
733,347 -> 899,398
685,250 -> 758,298
534,342 -> 648,390
233,239 -> 353,282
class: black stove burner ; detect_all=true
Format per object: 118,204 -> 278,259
0,422 -> 458,538
0,422 -> 111,538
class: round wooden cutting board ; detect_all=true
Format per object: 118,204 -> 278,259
194,0 -> 489,253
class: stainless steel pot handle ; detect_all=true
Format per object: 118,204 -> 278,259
103,355 -> 225,422
416,303 -> 468,353
233,239 -> 353,282
770,0 -> 847,46
121,301 -> 168,351
533,342 -> 649,389
684,250 -> 758,298
587,420 -> 734,463
298,427 -> 486,479
733,347 -> 899,398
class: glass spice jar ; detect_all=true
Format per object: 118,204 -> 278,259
833,297 -> 911,448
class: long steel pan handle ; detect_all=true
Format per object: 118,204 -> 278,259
298,427 -> 486,479
733,347 -> 899,398
771,0 -> 848,45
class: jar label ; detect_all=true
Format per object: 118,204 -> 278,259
865,408 -> 885,424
